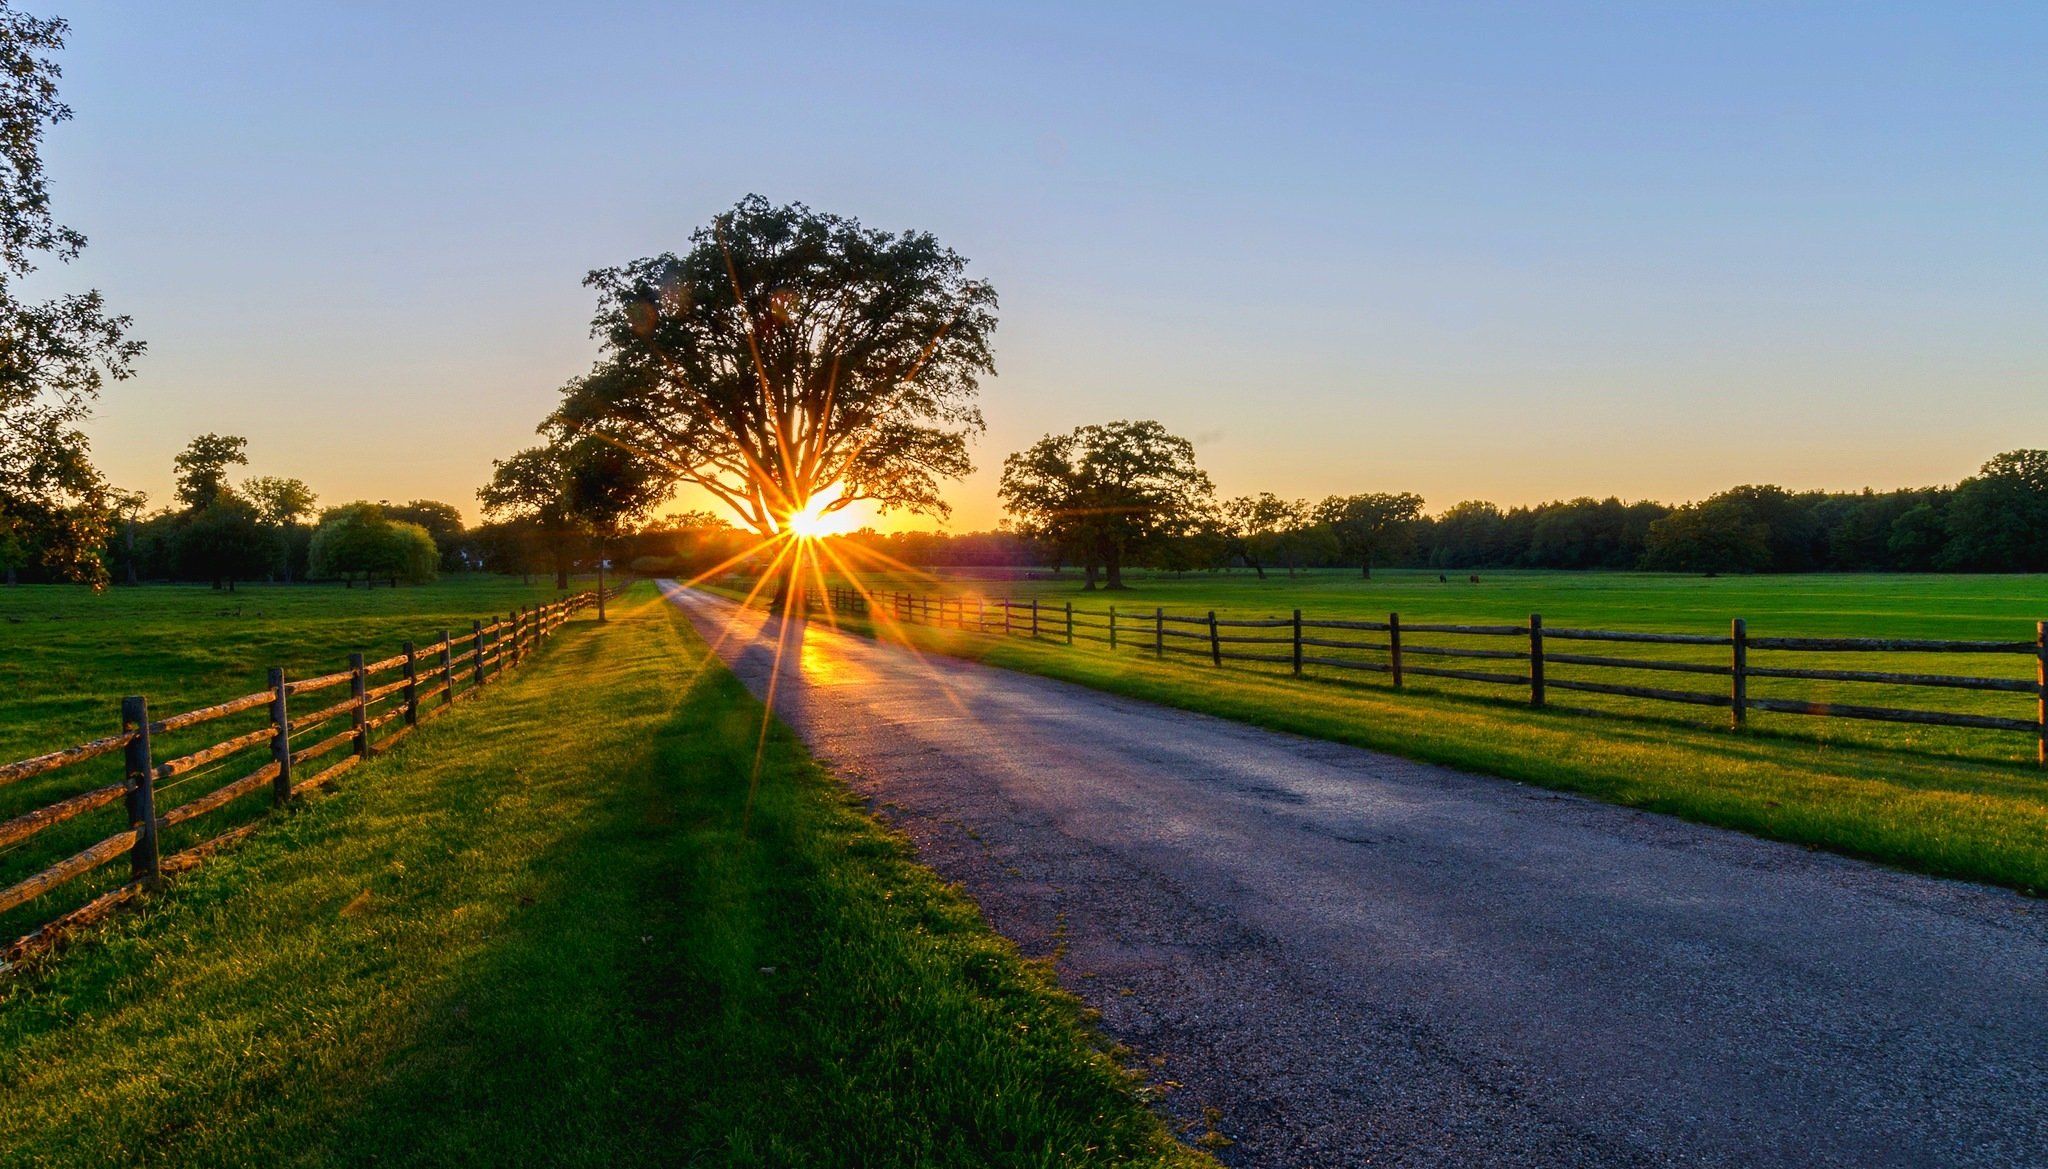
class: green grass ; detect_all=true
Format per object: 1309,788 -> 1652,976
0,577 -> 608,939
733,568 -> 2048,892
0,577 -> 601,762
0,583 -> 1206,1168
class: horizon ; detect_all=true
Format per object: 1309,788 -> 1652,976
34,2 -> 2047,531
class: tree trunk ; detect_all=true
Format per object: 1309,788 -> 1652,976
1361,556 -> 1371,579
1083,561 -> 1099,590
1105,545 -> 1126,590
555,560 -> 569,590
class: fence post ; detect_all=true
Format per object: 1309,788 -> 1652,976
1109,605 -> 1118,650
120,695 -> 161,888
350,653 -> 368,757
1031,598 -> 1040,639
1731,618 -> 1748,730
1208,611 -> 1221,666
1155,607 -> 1164,659
978,596 -> 986,633
1529,613 -> 1545,707
472,620 -> 486,690
269,667 -> 292,801
1389,613 -> 1403,688
1066,602 -> 1074,645
2035,619 -> 2045,768
1292,609 -> 1303,676
439,631 -> 453,707
402,640 -> 419,727
1003,597 -> 1012,637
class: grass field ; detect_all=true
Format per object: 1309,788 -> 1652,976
0,577 -> 606,940
0,583 -> 1205,1167
722,567 -> 2048,892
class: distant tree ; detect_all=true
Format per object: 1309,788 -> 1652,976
308,502 -> 437,586
384,499 -> 469,572
179,497 -> 278,590
1314,492 -> 1425,579
999,420 -> 1214,590
109,488 -> 146,585
1942,450 -> 2048,572
1221,494 -> 1306,580
241,475 -> 317,581
1887,501 -> 1951,571
241,476 -> 317,527
479,447 -> 578,588
172,434 -> 248,511
560,434 -> 670,616
1641,499 -> 1772,573
552,197 -> 997,555
0,5 -> 143,589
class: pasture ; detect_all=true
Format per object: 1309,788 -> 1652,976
767,568 -> 2048,891
0,584 -> 1200,1166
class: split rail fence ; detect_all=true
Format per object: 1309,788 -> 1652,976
0,587 -> 622,966
810,585 -> 2048,767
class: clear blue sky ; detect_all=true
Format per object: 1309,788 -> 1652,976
37,2 -> 2048,529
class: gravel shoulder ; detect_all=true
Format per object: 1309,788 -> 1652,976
665,585 -> 2048,1168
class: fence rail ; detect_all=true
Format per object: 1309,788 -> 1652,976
806,585 -> 2048,767
0,585 -> 627,969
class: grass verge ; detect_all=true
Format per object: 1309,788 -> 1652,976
0,583 -> 1205,1168
742,588 -> 2048,894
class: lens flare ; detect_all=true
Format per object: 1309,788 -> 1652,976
784,486 -> 851,539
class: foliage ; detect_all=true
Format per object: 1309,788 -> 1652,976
1313,492 -> 1424,578
176,498 -> 279,589
999,420 -> 1214,589
171,434 -> 248,511
0,5 -> 143,588
384,499 -> 470,572
1221,493 -> 1306,579
308,502 -> 438,585
553,195 -> 998,535
1944,450 -> 2048,572
480,447 -> 579,588
240,476 -> 317,526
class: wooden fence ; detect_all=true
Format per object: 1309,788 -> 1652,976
810,585 -> 2048,767
0,586 -> 624,967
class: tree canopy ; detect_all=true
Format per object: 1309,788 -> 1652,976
0,5 -> 142,587
308,503 -> 438,586
550,195 -> 997,537
998,420 -> 1214,589
1314,493 -> 1425,578
172,434 -> 248,510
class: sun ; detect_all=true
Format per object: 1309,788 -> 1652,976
784,486 -> 852,539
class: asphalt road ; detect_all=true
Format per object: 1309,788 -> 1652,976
664,585 -> 2048,1168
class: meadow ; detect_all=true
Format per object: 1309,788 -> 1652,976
0,583 -> 1203,1167
760,566 -> 2048,891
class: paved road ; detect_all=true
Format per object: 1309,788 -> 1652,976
664,585 -> 2048,1168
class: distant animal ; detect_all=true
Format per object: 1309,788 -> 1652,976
1468,574 -> 1480,584
1438,573 -> 1448,583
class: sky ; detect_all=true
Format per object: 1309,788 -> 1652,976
32,1 -> 2048,531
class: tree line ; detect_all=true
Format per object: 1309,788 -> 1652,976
889,423 -> 2048,581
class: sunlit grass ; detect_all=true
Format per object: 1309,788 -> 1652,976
0,582 -> 1208,1168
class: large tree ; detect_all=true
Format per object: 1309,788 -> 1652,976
1314,492 -> 1425,579
0,5 -> 143,587
998,420 -> 1214,590
242,475 -> 317,581
308,503 -> 438,587
551,196 -> 997,544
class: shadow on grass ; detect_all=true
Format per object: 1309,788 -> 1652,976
0,590 -> 1200,1169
